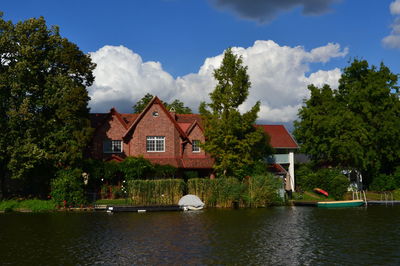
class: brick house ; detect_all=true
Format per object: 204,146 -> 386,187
88,96 -> 298,187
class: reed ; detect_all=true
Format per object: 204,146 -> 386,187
128,179 -> 185,205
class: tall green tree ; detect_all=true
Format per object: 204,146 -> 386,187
199,48 -> 272,179
133,93 -> 192,114
294,59 -> 400,186
0,14 -> 95,197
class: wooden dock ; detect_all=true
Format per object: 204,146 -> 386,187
106,205 -> 183,213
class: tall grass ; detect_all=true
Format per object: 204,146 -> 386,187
128,179 -> 185,205
188,174 -> 282,207
126,175 -> 283,207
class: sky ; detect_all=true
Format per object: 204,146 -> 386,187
2,0 -> 400,126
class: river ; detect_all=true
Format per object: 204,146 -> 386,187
1,206 -> 400,265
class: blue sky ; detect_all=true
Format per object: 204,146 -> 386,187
2,0 -> 399,124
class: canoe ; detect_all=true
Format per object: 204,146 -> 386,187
317,200 -> 365,208
314,188 -> 329,197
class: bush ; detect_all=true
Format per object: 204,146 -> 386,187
51,169 -> 86,207
153,164 -> 177,179
245,174 -> 283,207
329,175 -> 350,200
369,174 -> 398,191
296,166 -> 349,199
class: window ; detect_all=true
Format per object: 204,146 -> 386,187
146,136 -> 165,152
192,140 -> 201,152
103,140 -> 122,153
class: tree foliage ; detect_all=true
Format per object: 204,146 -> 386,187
0,14 -> 95,197
294,59 -> 400,186
199,48 -> 272,179
132,93 -> 192,114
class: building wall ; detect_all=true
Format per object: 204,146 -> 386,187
184,125 -> 206,157
128,103 -> 181,158
91,114 -> 128,160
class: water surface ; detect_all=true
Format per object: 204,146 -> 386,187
1,206 -> 399,265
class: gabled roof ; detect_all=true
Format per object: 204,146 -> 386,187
123,96 -> 188,140
186,120 -> 203,135
89,107 -> 130,132
256,125 -> 298,149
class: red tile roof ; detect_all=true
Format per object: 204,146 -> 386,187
256,125 -> 298,149
177,122 -> 192,133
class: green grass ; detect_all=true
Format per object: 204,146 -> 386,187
0,199 -> 57,212
293,191 -> 335,201
95,198 -> 132,205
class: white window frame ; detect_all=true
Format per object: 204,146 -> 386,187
192,139 -> 201,153
146,136 -> 165,152
103,140 -> 123,153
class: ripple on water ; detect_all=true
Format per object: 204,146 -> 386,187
1,206 -> 400,265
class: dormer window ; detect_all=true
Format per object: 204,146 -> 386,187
192,140 -> 201,152
152,111 -> 159,117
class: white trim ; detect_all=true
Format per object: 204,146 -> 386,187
192,140 -> 201,153
146,136 -> 165,152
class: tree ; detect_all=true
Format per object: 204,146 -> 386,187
132,93 -> 192,114
165,99 -> 192,114
132,93 -> 155,113
294,59 -> 400,186
199,48 -> 272,179
0,14 -> 95,197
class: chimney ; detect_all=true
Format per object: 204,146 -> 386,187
169,107 -> 176,120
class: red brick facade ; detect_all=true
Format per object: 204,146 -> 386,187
88,96 -> 298,173
89,97 -> 214,170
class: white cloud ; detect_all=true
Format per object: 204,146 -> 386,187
383,34 -> 400,49
88,41 -> 347,123
391,0 -> 400,15
383,1 -> 400,49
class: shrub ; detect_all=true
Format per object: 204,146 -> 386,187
245,174 -> 283,207
329,175 -> 350,200
369,174 -> 398,191
103,161 -> 121,181
50,169 -> 86,207
296,166 -> 349,199
119,156 -> 154,180
153,164 -> 177,179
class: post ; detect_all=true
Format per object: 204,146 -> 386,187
289,151 -> 295,192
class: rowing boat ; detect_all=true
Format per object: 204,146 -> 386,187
317,200 -> 364,208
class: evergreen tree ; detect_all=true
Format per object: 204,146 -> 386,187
199,48 -> 272,179
294,59 -> 400,186
0,14 -> 95,197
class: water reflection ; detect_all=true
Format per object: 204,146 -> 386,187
1,207 -> 400,265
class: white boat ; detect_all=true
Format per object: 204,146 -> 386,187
178,194 -> 205,211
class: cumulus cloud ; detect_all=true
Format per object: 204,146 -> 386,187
383,1 -> 400,49
208,0 -> 339,23
88,41 -> 347,123
391,0 -> 400,15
